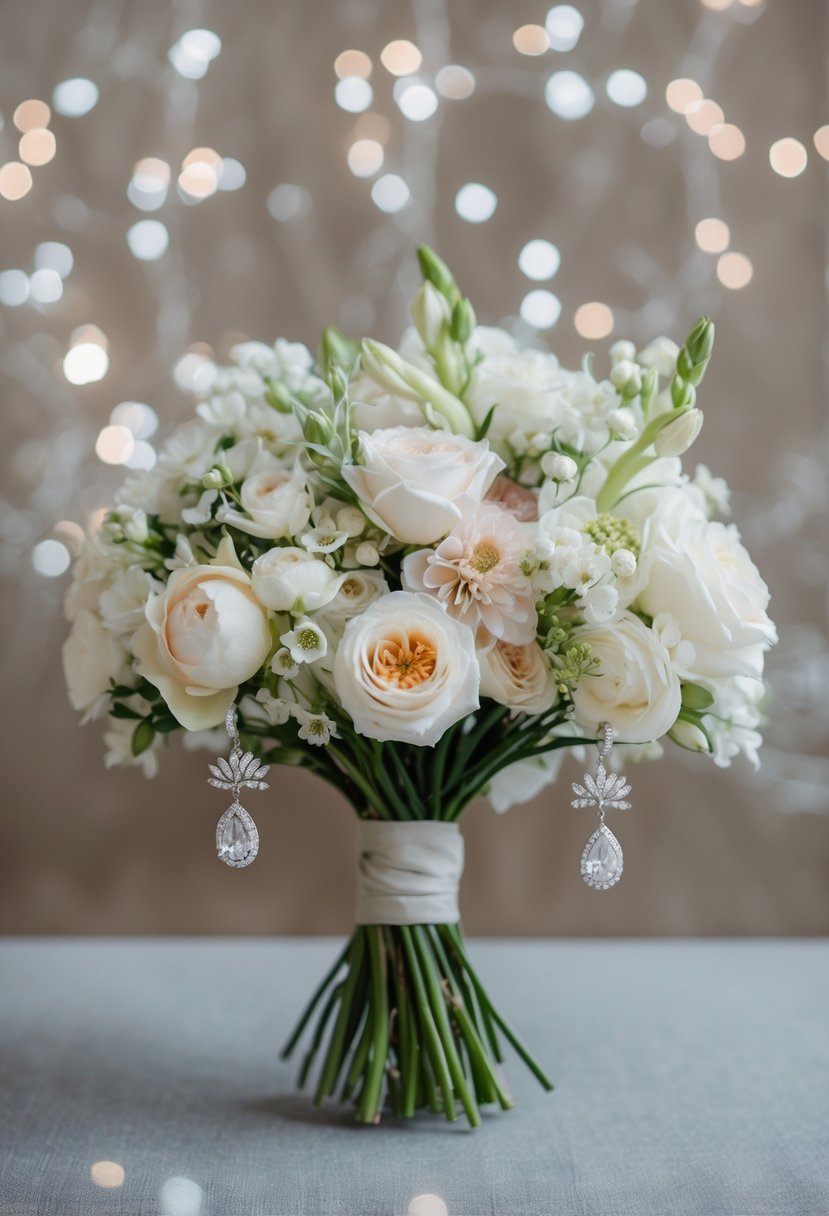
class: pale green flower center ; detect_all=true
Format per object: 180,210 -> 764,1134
583,513 -> 640,558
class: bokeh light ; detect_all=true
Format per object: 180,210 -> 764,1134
52,78 -> 99,117
335,77 -> 373,113
371,174 -> 410,213
518,239 -> 561,280
127,220 -> 169,261
347,139 -> 384,177
64,330 -> 109,385
708,122 -> 746,160
218,158 -> 246,191
178,161 -> 218,201
13,99 -> 50,132
90,1162 -> 125,1189
665,78 -> 703,114
685,99 -> 725,135
454,182 -> 497,223
267,183 -> 311,222
380,40 -> 422,76
129,157 -> 170,210
545,71 -> 594,119
29,268 -> 63,304
513,25 -> 550,55
813,126 -> 829,161
35,241 -> 73,277
520,289 -> 561,328
606,69 -> 647,107
0,269 -> 30,306
435,65 -> 475,99
0,162 -> 33,201
334,50 -> 372,79
717,251 -> 753,288
545,5 -> 584,52
397,83 -> 438,122
769,137 -> 807,177
407,1196 -> 449,1216
695,217 -> 730,253
31,539 -> 70,577
95,425 -> 135,465
574,301 -> 614,339
19,128 -> 56,166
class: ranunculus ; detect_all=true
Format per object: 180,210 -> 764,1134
479,640 -> 558,714
216,463 -> 312,540
251,547 -> 345,613
63,610 -> 129,721
132,536 -> 271,730
636,519 -> 777,680
342,426 -> 503,546
570,612 -> 681,744
333,591 -> 480,746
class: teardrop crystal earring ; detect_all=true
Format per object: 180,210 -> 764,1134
208,705 -> 270,868
571,723 -> 631,891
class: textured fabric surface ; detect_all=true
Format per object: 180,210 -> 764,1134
0,939 -> 827,1216
356,821 -> 464,925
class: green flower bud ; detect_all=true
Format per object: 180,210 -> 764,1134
450,297 -> 476,344
320,326 -> 360,375
411,282 -> 450,349
681,682 -> 715,711
669,719 -> 710,753
417,245 -> 460,304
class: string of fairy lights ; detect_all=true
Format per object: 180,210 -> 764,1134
0,0 -> 828,816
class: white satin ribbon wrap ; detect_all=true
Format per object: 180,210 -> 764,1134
356,821 -> 464,925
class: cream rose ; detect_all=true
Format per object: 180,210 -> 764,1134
333,591 -> 480,746
342,426 -> 504,545
63,610 -> 129,721
216,464 -> 312,540
251,547 -> 345,613
479,640 -> 558,714
132,536 -> 271,730
570,612 -> 681,743
637,519 -> 777,680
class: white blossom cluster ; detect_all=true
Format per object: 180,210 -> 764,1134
63,253 -> 776,810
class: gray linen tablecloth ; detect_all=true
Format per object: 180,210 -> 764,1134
0,939 -> 827,1216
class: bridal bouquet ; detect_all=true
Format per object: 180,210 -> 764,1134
64,247 -> 775,1125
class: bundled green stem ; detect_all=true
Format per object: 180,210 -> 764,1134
282,920 -> 552,1125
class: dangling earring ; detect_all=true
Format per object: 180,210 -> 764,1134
209,705 -> 270,868
571,722 -> 631,891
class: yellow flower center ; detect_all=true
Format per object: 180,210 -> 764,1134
470,541 -> 500,574
372,632 -> 437,689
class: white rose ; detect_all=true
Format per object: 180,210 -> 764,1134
251,547 -> 346,612
487,750 -> 566,813
132,536 -> 271,730
342,426 -> 503,545
63,610 -> 129,721
333,591 -> 480,746
349,371 -> 427,433
216,464 -> 312,540
466,327 -> 574,442
571,612 -> 681,743
479,641 -> 558,715
637,519 -> 776,680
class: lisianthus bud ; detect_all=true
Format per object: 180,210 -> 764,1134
607,408 -> 638,440
412,282 -> 450,349
610,339 -> 636,364
669,718 -> 710,753
654,408 -> 703,456
541,452 -> 578,482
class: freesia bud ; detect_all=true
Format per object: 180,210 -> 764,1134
417,245 -> 460,303
355,541 -> 380,566
610,360 -> 642,394
654,408 -> 703,456
450,297 -> 476,344
360,339 -> 474,437
541,452 -> 578,481
320,326 -> 360,375
669,719 -> 710,753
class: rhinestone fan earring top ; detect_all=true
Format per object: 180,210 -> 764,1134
209,705 -> 270,868
571,723 -> 632,891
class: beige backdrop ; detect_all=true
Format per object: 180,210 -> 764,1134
1,0 -> 827,936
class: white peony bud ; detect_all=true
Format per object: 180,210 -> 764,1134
355,541 -> 380,567
653,408 -> 703,457
607,408 -> 638,440
610,339 -> 636,364
541,452 -> 578,482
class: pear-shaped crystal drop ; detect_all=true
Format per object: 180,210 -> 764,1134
216,804 -> 259,868
580,825 -> 623,890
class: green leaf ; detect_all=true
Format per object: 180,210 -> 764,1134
474,403 -> 497,441
110,703 -> 146,721
131,720 -> 155,757
151,716 -> 180,734
680,682 -> 715,711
